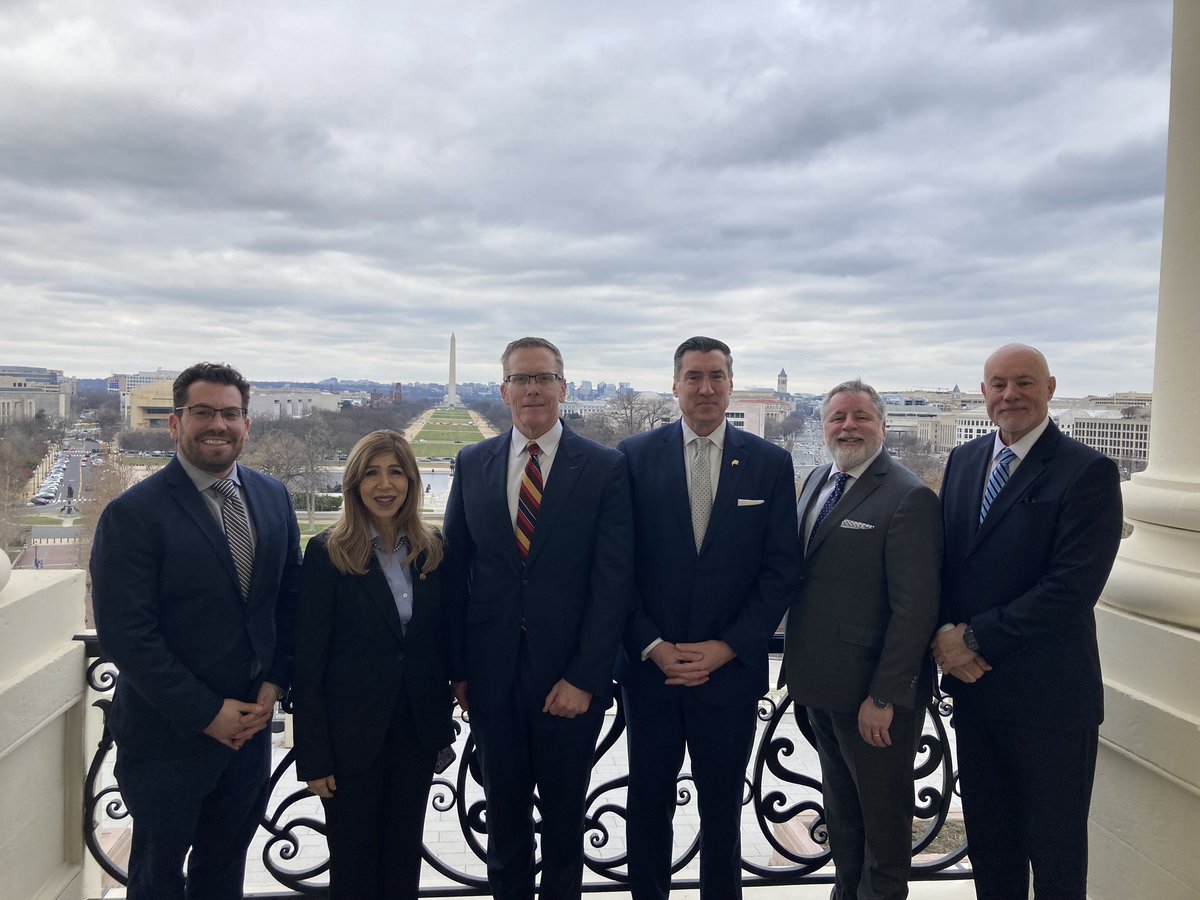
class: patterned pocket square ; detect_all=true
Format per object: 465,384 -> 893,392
737,498 -> 766,506
840,519 -> 875,530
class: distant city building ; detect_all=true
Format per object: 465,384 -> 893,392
778,368 -> 788,395
1085,391 -> 1153,409
1058,407 -> 1152,469
445,332 -> 460,406
108,369 -> 180,424
249,390 -> 342,419
127,381 -> 176,431
0,365 -> 68,422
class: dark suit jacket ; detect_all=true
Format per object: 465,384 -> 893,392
91,456 -> 302,759
786,451 -> 942,714
292,531 -> 453,781
939,421 -> 1123,728
616,421 -> 802,706
443,422 -> 634,712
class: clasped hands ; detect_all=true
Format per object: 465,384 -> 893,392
203,681 -> 280,751
451,678 -> 593,719
649,639 -> 736,687
931,624 -> 992,683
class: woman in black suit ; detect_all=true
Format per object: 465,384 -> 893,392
294,429 -> 452,899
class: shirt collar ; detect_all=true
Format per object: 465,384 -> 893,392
176,451 -> 241,493
990,416 -> 1051,463
681,417 -> 727,451
369,523 -> 409,554
511,418 -> 564,456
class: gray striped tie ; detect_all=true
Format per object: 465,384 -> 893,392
213,479 -> 254,598
979,447 -> 1017,524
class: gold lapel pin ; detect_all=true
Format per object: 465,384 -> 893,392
731,459 -> 740,466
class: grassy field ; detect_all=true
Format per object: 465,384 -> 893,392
426,409 -> 474,423
410,442 -> 470,458
412,408 -> 484,457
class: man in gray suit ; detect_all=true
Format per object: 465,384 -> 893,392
785,379 -> 943,900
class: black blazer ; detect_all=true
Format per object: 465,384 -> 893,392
939,421 -> 1123,728
443,422 -> 634,713
293,531 -> 453,781
786,451 -> 942,714
616,421 -> 802,707
91,457 -> 302,759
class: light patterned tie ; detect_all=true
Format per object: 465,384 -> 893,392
689,437 -> 713,551
809,471 -> 851,550
516,442 -> 542,564
980,447 -> 1018,524
212,479 -> 254,599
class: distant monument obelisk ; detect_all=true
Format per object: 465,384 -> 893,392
446,332 -> 459,405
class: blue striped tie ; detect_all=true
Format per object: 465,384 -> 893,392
809,471 -> 850,549
979,447 -> 1018,524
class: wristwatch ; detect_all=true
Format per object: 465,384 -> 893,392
870,696 -> 891,710
963,626 -> 981,654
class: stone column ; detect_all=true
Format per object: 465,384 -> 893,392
1091,2 -> 1200,897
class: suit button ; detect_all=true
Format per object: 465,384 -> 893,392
522,578 -> 530,586
396,652 -> 404,661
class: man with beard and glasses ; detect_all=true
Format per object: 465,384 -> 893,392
91,362 -> 301,900
785,378 -> 942,900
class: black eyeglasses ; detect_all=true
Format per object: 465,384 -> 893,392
175,406 -> 248,422
503,373 -> 562,387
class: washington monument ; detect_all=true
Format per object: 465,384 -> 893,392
446,332 -> 459,405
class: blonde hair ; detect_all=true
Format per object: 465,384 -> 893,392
325,430 -> 443,575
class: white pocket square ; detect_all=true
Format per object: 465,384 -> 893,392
737,498 -> 766,507
840,519 -> 875,530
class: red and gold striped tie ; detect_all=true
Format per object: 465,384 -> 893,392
515,442 -> 542,564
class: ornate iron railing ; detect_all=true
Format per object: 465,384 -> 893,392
78,633 -> 971,896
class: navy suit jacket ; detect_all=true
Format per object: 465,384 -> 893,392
91,456 -> 302,759
443,422 -> 634,712
939,421 -> 1123,729
616,421 -> 802,706
293,531 -> 453,782
787,451 -> 942,714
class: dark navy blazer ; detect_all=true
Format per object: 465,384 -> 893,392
91,456 -> 302,758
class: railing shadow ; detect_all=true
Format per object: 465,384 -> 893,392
78,634 -> 971,896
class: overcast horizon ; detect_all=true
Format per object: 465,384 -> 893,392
1,1 -> 1174,397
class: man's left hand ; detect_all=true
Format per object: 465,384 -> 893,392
666,640 -> 736,686
232,681 -> 280,746
543,679 -> 592,718
932,624 -> 977,672
858,698 -> 893,748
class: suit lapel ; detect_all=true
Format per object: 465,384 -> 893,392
482,431 -> 521,569
971,424 -> 1059,548
362,555 -> 406,646
807,453 -> 889,553
655,423 -> 694,544
701,426 -> 746,554
165,459 -> 240,595
239,468 -> 272,601
797,464 -> 831,537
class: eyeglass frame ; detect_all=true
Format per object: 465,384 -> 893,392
174,405 -> 249,422
502,373 -> 563,387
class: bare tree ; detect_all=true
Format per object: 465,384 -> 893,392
75,455 -> 138,626
607,393 -> 676,442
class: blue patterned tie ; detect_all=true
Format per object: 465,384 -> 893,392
979,447 -> 1018,524
809,471 -> 850,549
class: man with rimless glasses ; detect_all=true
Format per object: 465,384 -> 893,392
91,361 -> 301,900
445,337 -> 633,900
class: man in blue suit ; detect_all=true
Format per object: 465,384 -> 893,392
617,336 -> 802,900
932,344 -> 1123,900
91,362 -> 302,899
444,336 -> 633,900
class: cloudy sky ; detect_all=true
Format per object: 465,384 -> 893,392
0,0 -> 1174,396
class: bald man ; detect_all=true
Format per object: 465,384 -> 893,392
932,344 -> 1123,900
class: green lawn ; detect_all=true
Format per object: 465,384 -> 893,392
416,428 -> 482,442
410,441 -> 470,458
427,409 -> 473,423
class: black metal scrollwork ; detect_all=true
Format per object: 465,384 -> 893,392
77,634 -> 970,896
